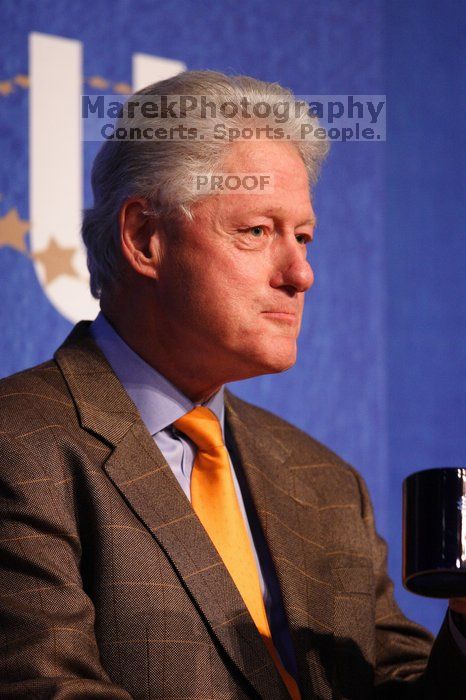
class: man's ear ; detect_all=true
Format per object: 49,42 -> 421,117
119,197 -> 162,279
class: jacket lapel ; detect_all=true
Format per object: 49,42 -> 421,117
225,391 -> 336,698
55,323 -> 287,699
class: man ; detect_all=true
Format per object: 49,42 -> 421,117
0,71 -> 464,699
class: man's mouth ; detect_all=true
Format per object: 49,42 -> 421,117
261,311 -> 297,323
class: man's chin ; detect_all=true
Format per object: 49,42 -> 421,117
268,356 -> 297,374
247,344 -> 297,376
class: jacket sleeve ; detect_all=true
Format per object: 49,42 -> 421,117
0,432 -> 133,699
350,467 -> 466,699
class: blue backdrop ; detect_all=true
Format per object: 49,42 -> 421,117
0,0 -> 464,636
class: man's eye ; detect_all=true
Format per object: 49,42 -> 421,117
249,226 -> 265,237
295,233 -> 311,245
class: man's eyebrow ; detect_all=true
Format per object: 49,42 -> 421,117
299,216 -> 317,227
238,208 -> 317,226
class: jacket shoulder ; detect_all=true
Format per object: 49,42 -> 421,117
226,390 -> 367,510
225,390 -> 348,468
0,360 -> 76,438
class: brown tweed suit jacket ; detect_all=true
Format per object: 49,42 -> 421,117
0,322 -> 464,699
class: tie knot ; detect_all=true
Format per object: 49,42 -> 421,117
173,406 -> 224,453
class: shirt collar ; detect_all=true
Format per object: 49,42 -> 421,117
90,312 -> 225,436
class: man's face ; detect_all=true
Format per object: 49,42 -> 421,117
154,140 -> 316,384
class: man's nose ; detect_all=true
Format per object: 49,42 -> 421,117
270,239 -> 314,293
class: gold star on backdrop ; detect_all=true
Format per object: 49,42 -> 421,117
32,237 -> 79,285
0,208 -> 29,252
14,74 -> 29,89
87,75 -> 110,89
0,80 -> 13,96
114,82 -> 132,94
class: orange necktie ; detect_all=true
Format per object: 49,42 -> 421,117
173,406 -> 301,699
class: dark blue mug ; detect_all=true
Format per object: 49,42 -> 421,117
402,467 -> 466,598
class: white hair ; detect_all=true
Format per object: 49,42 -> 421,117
82,70 -> 329,298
